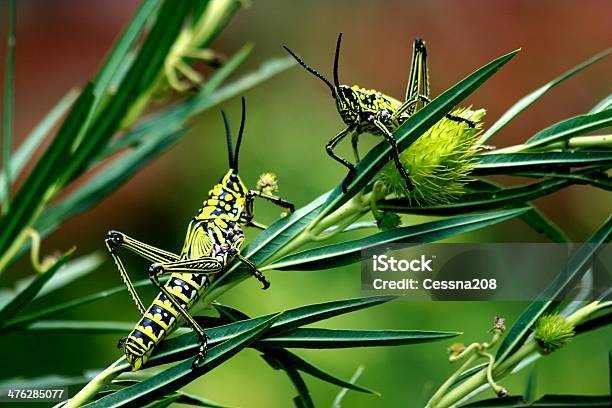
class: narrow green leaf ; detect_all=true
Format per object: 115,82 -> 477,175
265,349 -> 377,395
0,85 -> 95,272
319,49 -> 520,219
144,296 -> 395,369
104,44 -> 257,155
145,391 -> 232,408
379,179 -> 570,217
0,252 -> 71,326
524,365 -> 537,402
277,358 -> 314,408
589,94 -> 612,114
1,0 -> 16,212
37,129 -> 185,234
19,320 -> 133,334
173,392 -> 233,408
0,89 -> 78,204
518,207 -> 569,243
495,216 -> 612,364
85,313 -> 280,408
36,252 -> 104,298
531,395 -> 612,407
475,151 -> 612,175
60,0 -> 190,187
461,395 -> 612,407
215,304 -> 378,396
265,208 -> 529,271
460,397 -> 528,408
458,396 -> 526,407
93,0 -> 160,105
525,109 -> 612,148
0,278 -> 152,334
257,328 -> 461,348
480,47 -> 612,143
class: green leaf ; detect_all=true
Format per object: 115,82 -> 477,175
1,279 -> 151,334
518,207 -> 569,243
0,89 -> 78,204
495,216 -> 612,365
215,304 -> 378,396
106,50 -> 292,155
146,296 -> 395,369
266,350 -> 378,396
36,252 -> 104,298
2,0 -> 16,211
589,94 -> 612,114
104,44 -> 256,155
59,0 -> 190,187
480,47 -> 612,143
272,355 -> 314,408
524,109 -> 612,148
0,252 -> 71,326
524,365 -> 537,402
474,151 -> 612,175
92,0 -> 160,107
144,391 -> 232,408
257,328 -> 461,348
85,313 -> 280,408
18,320 -> 133,334
461,395 -> 612,407
264,208 -> 529,271
459,396 -> 525,407
0,85 -> 95,272
379,179 -> 570,217
36,129 -> 186,234
530,395 -> 612,407
318,49 -> 519,219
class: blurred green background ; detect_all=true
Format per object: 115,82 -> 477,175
1,0 -> 611,406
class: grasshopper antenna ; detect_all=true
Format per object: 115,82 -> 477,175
234,97 -> 246,172
221,110 -> 234,169
333,32 -> 343,87
283,44 -> 335,94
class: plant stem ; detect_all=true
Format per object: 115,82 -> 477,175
63,357 -> 125,407
489,134 -> 612,154
266,193 -> 370,263
430,301 -> 611,407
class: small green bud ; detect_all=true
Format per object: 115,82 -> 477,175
533,314 -> 575,355
377,108 -> 486,205
447,342 -> 466,357
376,211 -> 401,231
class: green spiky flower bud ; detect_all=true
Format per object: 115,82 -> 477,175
377,108 -> 486,205
533,314 -> 575,355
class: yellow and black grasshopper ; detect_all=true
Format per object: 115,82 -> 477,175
105,98 -> 294,370
283,34 -> 475,192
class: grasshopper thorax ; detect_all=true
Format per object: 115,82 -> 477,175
334,85 -> 362,124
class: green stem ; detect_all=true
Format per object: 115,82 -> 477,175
431,301 -> 611,407
267,193 -> 370,263
2,0 -> 15,214
63,357 -> 126,407
491,134 -> 612,154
